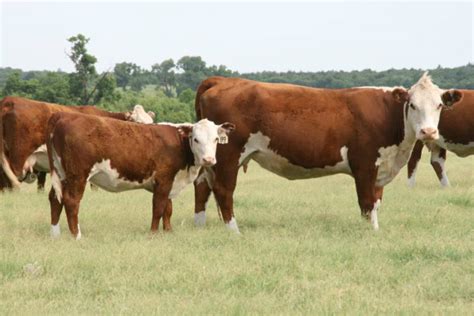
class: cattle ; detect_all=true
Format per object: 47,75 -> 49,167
407,89 -> 473,187
0,97 -> 154,191
192,73 -> 462,233
47,112 -> 234,239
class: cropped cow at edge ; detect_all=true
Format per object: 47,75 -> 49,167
0,96 -> 154,192
46,112 -> 234,239
193,73 -> 462,232
407,89 -> 474,188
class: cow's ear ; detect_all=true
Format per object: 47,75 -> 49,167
147,111 -> 156,120
441,89 -> 463,107
125,111 -> 132,121
217,122 -> 235,144
177,125 -> 193,138
392,88 -> 409,104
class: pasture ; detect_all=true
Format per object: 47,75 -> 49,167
0,152 -> 473,314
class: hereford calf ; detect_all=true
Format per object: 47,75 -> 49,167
193,73 -> 462,232
0,96 -> 153,190
407,89 -> 474,187
47,112 -> 234,239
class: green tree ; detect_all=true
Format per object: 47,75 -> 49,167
114,62 -> 136,89
67,34 -> 97,104
152,59 -> 176,97
176,56 -> 207,93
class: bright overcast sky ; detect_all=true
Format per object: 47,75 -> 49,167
0,0 -> 473,73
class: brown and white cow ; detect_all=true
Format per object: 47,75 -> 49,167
193,73 -> 462,232
47,112 -> 234,239
407,90 -> 474,187
0,97 -> 154,191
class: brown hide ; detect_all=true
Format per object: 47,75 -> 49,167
47,112 -> 192,237
194,77 -> 408,228
0,96 -> 131,188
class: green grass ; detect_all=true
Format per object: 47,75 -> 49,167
1,152 -> 473,314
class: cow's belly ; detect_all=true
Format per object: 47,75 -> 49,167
87,159 -> 154,192
24,144 -> 50,172
438,137 -> 474,157
239,132 -> 352,180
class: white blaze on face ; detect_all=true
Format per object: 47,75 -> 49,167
188,119 -> 234,167
405,72 -> 454,141
129,105 -> 155,124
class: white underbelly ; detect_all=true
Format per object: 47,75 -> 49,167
444,142 -> 474,157
87,160 -> 154,192
239,132 -> 351,180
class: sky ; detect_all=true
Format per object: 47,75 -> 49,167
0,0 -> 473,73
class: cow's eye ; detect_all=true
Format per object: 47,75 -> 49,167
438,103 -> 443,109
215,137 -> 219,142
194,138 -> 199,143
409,103 -> 416,110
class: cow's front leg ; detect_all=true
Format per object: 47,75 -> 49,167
430,146 -> 450,187
151,181 -> 172,232
194,176 -> 212,227
162,199 -> 173,231
354,169 -> 381,230
407,140 -> 423,187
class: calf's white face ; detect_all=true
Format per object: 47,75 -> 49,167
179,119 -> 235,167
395,72 -> 462,141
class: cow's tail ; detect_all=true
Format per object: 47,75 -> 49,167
47,113 -> 64,202
0,97 -> 21,188
194,76 -> 224,121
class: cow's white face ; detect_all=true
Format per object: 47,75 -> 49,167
179,119 -> 235,167
129,105 -> 155,124
394,73 -> 462,141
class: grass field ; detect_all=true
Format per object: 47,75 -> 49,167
1,152 -> 473,314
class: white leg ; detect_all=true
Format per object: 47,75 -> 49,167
225,217 -> 241,234
370,199 -> 381,231
194,211 -> 206,227
50,224 -> 61,238
75,224 -> 82,240
407,167 -> 417,188
431,148 -> 450,188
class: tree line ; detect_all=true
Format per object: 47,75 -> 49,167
1,33 -> 473,122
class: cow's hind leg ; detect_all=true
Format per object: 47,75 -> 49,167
62,178 -> 87,240
430,146 -> 450,187
407,140 -> 423,187
194,177 -> 212,227
49,187 -> 63,238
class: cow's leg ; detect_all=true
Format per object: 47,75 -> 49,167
162,199 -> 173,231
194,178 -> 212,227
212,160 -> 240,233
354,170 -> 380,230
407,140 -> 423,187
150,182 -> 172,232
37,171 -> 46,192
62,178 -> 87,240
49,187 -> 63,238
430,146 -> 450,187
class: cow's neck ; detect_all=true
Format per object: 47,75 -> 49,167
375,101 -> 416,187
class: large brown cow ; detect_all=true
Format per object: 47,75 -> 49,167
47,112 -> 234,239
192,73 -> 462,232
0,97 -> 154,190
407,90 -> 474,187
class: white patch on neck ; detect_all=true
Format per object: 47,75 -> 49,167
239,132 -> 351,180
87,159 -> 155,192
169,166 -> 201,198
226,217 -> 240,234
